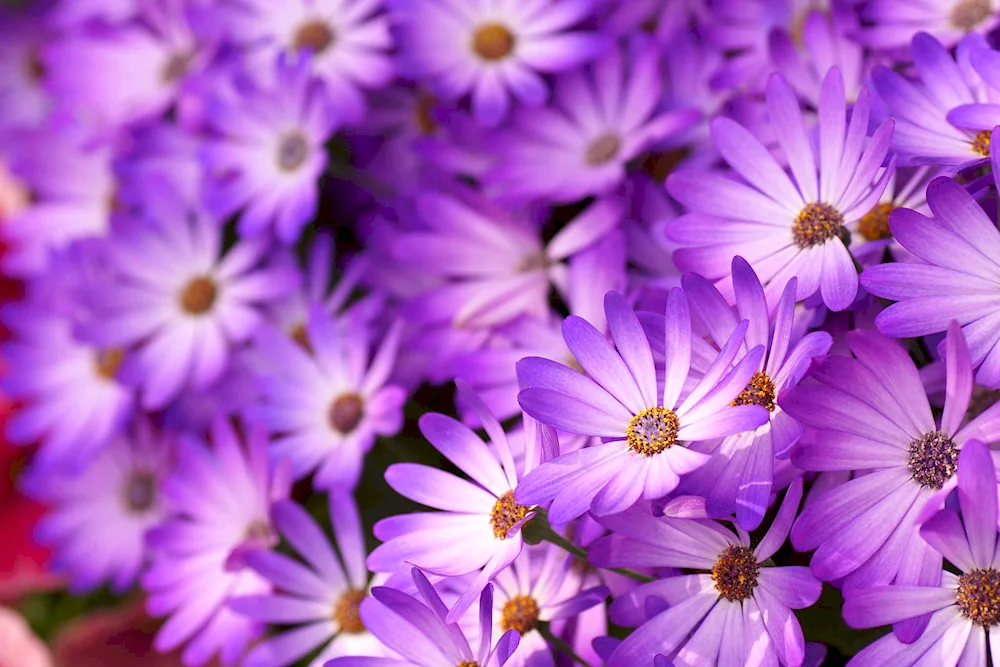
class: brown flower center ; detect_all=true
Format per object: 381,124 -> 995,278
952,0 -> 992,31
490,490 -> 529,539
180,276 -> 217,315
290,322 -> 312,352
972,129 -> 992,157
472,23 -> 515,61
731,371 -> 776,412
334,589 -> 367,633
859,202 -> 895,241
277,132 -> 310,171
907,431 -> 959,489
793,203 -> 845,249
162,52 -> 193,83
501,595 -> 540,634
329,394 -> 365,434
25,48 -> 45,82
712,545 -> 760,601
627,407 -> 680,456
415,91 -> 438,135
123,472 -> 157,513
95,348 -> 124,380
957,569 -> 1000,627
294,20 -> 336,54
456,663 -> 480,667
586,133 -> 622,166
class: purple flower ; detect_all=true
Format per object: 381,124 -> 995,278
249,309 -> 405,490
202,56 -> 338,243
592,478 -> 821,667
367,384 -> 539,622
668,68 -> 895,311
856,0 -> 1000,51
782,323 -> 1000,628
325,568 -> 520,667
485,40 -> 699,203
231,492 -> 387,666
144,419 -> 290,667
861,175 -> 1000,387
22,419 -> 170,593
842,440 -> 1000,666
677,257 -> 832,530
391,0 -> 606,127
514,289 -> 769,523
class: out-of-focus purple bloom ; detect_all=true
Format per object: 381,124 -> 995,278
46,0 -> 137,28
0,12 -> 52,129
599,0 -> 704,43
485,40 -> 699,203
144,419 -> 290,667
325,568 -> 520,667
668,68 -> 895,311
515,289 -> 769,523
862,175 -> 1000,387
594,479 -> 821,667
391,0 -> 606,127
855,0 -> 1000,51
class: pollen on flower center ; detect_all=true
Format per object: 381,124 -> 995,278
626,407 -> 680,456
972,129 -> 992,157
859,202 -> 895,241
957,569 -> 1000,627
907,431 -> 959,489
793,203 -> 845,249
586,133 -> 622,166
333,589 -> 367,633
731,371 -> 776,412
711,545 -> 760,601
952,0 -> 992,31
472,23 -> 515,61
456,663 -> 480,667
95,348 -> 124,380
501,595 -> 540,634
330,393 -> 365,434
180,276 -> 217,315
294,20 -> 336,54
490,490 -> 529,539
277,132 -> 310,172
123,472 -> 157,513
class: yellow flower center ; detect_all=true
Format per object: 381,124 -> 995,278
793,203 -> 845,249
333,589 -> 367,633
859,202 -> 895,241
731,371 -> 776,412
626,407 -> 680,456
490,491 -> 529,539
472,23 -> 515,61
501,595 -> 540,634
712,545 -> 760,601
957,569 -> 1000,627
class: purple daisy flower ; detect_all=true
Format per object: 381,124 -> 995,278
842,440 -> 1000,666
782,323 -> 1000,627
861,175 -> 1000,388
249,309 -> 405,490
677,256 -> 833,530
391,0 -> 606,127
368,383 -> 539,622
856,0 -> 1000,51
22,419 -> 170,593
485,39 -> 699,203
230,492 -> 387,666
202,56 -> 337,243
514,289 -> 770,523
668,68 -> 895,312
325,568 -> 520,667
593,478 -> 822,667
82,209 -> 299,410
144,419 -> 290,667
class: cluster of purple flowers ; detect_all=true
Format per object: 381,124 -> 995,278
5,0 -> 1000,665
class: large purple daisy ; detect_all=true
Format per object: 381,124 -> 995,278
857,0 -> 1000,51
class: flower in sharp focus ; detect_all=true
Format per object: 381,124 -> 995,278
230,492 -> 387,667
668,68 -> 895,312
856,0 -> 1000,51
143,419 -> 290,667
325,568 -> 520,667
593,478 -> 821,667
514,289 -> 769,523
367,383 -> 539,622
841,440 -> 1000,666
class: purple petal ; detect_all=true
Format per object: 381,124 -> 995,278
767,71 -> 818,202
605,291 -> 658,409
678,404 -> 769,442
517,388 -> 626,437
920,508 -> 976,573
755,478 -> 803,561
757,566 -> 822,609
957,440 -> 998,568
942,321 -> 974,436
819,240 -> 858,312
562,314 -> 645,414
753,584 -> 806,667
662,288 -> 692,409
843,586 -> 955,629
385,463 -> 496,513
418,413 -> 509,496
709,116 -> 801,209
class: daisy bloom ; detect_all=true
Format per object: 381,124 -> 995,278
857,0 -> 1000,51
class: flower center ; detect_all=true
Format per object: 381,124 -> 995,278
501,595 -> 540,634
456,663 -> 480,667
244,518 -> 275,544
490,490 -> 529,539
731,371 -> 776,412
162,52 -> 193,83
290,322 -> 312,352
95,348 -> 124,380
626,407 -> 680,456
472,23 -> 515,61
793,203 -> 845,249
329,393 -> 365,434
277,132 -> 310,172
123,472 -> 157,513
972,129 -> 992,157
952,0 -> 992,30
180,276 -> 217,315
294,20 -> 335,54
415,92 -> 438,135
907,431 -> 959,489
333,589 -> 367,633
859,202 -> 895,241
957,569 -> 1000,627
711,545 -> 760,601
25,48 -> 45,82
586,133 -> 622,166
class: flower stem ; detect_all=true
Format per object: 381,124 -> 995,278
537,622 -> 593,667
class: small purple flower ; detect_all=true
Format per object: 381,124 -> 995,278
325,568 -> 521,667
593,478 -> 821,667
842,440 -> 1000,666
514,289 -> 769,523
668,68 -> 895,311
856,0 -> 1000,51
861,175 -> 1000,387
485,40 -> 699,203
202,56 -> 338,243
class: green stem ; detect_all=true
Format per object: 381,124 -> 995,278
537,623 -> 593,667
